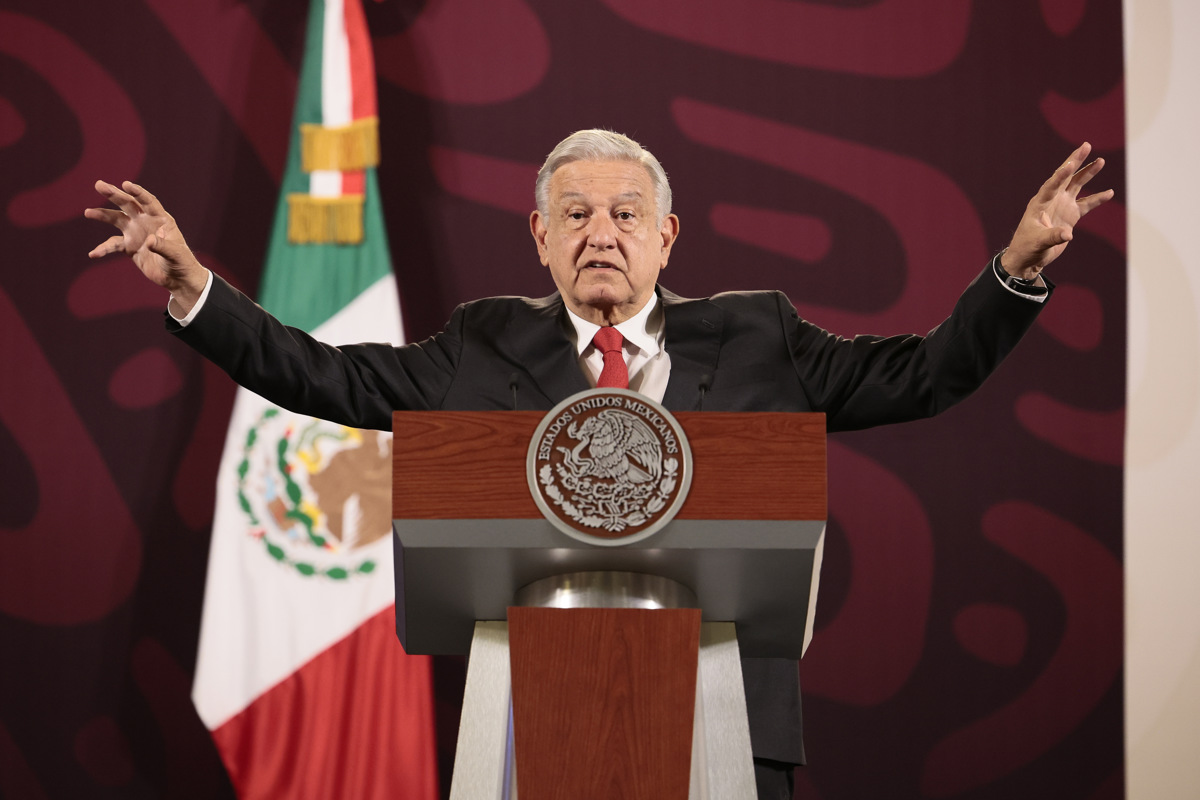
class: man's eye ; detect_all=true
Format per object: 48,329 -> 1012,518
568,212 -> 586,220
616,212 -> 634,220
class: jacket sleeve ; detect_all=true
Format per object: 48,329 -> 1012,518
784,262 -> 1049,432
169,273 -> 462,430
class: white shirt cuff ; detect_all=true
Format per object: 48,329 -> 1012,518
992,252 -> 1049,304
168,270 -> 214,326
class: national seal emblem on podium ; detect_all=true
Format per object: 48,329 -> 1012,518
527,388 -> 693,546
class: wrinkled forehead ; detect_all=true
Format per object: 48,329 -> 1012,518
547,160 -> 657,208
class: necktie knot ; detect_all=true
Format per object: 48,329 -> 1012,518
592,327 -> 629,389
592,326 -> 623,355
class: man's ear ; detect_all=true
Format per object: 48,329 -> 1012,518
658,213 -> 680,270
530,210 -> 550,266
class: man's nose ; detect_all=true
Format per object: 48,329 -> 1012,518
587,215 -> 617,249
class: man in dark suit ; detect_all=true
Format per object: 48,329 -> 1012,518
87,130 -> 1112,798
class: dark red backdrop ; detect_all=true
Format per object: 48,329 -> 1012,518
0,1 -> 1125,798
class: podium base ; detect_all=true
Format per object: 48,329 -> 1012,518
449,619 -> 755,799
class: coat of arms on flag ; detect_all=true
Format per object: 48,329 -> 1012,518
237,409 -> 393,578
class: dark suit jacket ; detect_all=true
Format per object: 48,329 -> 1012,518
171,261 -> 1046,764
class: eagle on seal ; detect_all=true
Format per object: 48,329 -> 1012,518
557,409 -> 663,488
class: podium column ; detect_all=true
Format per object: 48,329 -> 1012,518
449,572 -> 756,800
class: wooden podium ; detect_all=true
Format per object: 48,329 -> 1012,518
392,408 -> 826,799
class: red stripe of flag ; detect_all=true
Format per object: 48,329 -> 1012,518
211,605 -> 437,799
342,0 -> 372,196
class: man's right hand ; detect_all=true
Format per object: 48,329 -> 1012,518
85,180 -> 209,316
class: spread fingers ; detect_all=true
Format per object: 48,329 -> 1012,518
88,234 -> 125,259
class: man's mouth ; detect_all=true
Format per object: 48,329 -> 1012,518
582,260 -> 619,271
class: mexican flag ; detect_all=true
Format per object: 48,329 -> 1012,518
190,1 -> 437,797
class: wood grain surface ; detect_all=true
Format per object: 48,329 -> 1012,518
508,607 -> 701,800
393,410 -> 826,521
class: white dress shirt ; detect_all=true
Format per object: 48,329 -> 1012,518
562,292 -> 671,403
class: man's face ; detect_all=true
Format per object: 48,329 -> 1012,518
530,159 -> 679,326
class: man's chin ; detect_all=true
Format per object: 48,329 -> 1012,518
576,288 -> 628,310
559,287 -> 630,322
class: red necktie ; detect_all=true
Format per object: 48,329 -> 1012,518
592,327 -> 629,389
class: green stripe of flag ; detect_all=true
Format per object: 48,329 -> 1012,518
257,0 -> 393,334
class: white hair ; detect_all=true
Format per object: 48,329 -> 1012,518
534,129 -> 672,223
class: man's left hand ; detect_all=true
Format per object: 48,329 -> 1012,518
1001,142 -> 1114,281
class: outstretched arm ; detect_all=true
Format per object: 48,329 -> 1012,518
1000,142 -> 1115,282
85,181 -> 209,317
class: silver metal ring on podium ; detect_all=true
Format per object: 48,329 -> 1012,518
514,570 -> 699,610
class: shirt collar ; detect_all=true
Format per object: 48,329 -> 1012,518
564,291 -> 663,358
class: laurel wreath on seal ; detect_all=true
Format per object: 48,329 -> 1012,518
237,407 -> 377,580
539,457 -> 679,533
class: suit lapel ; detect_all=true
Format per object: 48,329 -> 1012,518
501,293 -> 589,405
660,288 -> 724,411
498,288 -> 724,409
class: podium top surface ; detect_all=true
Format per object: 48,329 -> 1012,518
392,410 -> 826,522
